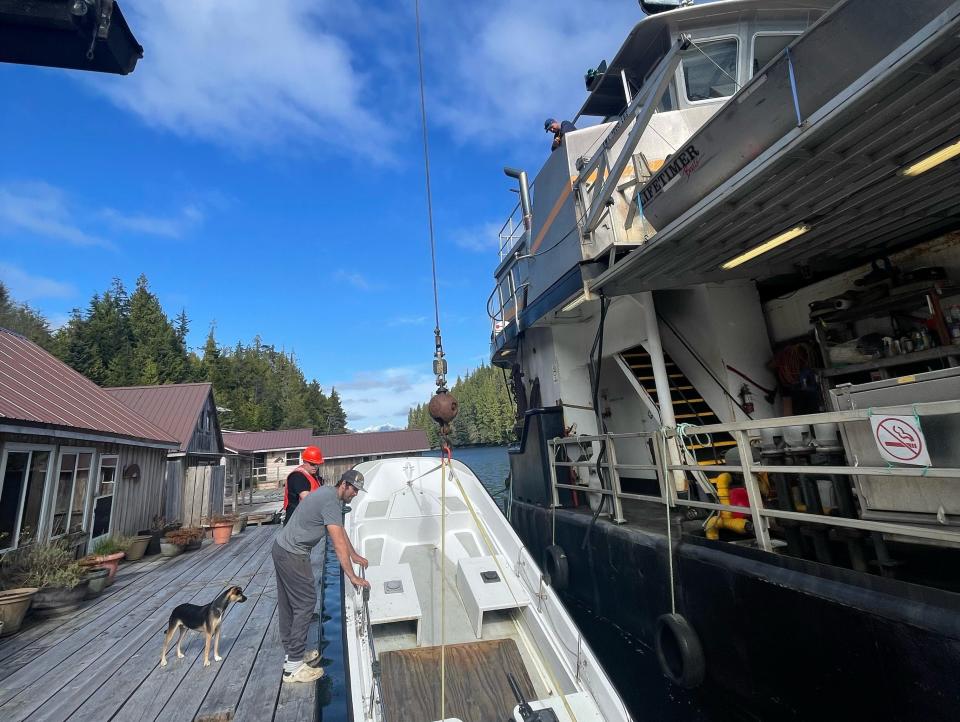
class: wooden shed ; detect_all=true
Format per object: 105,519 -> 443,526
107,383 -> 226,527
0,328 -> 177,557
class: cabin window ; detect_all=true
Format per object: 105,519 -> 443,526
253,453 -> 266,478
0,447 -> 50,550
680,37 -> 739,102
199,409 -> 211,432
752,33 -> 801,76
286,451 -> 300,466
51,450 -> 94,537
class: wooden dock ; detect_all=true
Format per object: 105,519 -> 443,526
0,526 -> 326,722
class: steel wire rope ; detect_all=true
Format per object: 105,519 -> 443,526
687,37 -> 741,93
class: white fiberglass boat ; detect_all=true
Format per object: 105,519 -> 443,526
343,456 -> 630,722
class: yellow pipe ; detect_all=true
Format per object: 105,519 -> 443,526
705,473 -> 750,540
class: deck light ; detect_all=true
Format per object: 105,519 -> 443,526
561,293 -> 591,313
720,224 -> 810,270
900,138 -> 960,177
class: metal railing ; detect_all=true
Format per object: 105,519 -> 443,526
547,400 -> 960,551
498,198 -> 527,261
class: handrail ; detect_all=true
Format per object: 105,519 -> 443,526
547,402 -> 960,551
359,567 -> 387,721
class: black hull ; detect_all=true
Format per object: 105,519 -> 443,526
511,500 -> 960,721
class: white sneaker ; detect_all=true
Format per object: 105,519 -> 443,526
283,662 -> 325,683
285,651 -> 320,664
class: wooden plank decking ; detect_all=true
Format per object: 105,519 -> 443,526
0,525 -> 324,722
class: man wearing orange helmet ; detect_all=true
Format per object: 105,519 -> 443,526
282,445 -> 324,525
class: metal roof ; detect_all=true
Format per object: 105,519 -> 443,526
0,328 -> 177,447
106,383 -> 222,453
222,428 -> 431,458
578,0 -> 836,118
222,428 -> 315,453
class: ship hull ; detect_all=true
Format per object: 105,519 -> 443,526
510,499 -> 960,721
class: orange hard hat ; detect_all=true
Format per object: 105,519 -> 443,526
302,446 -> 324,465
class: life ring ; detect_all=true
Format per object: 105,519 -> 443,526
655,613 -> 706,689
543,544 -> 569,591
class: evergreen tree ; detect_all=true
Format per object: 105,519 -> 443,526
0,282 -> 53,348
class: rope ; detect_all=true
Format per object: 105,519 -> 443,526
688,38 -> 741,92
414,0 -> 441,333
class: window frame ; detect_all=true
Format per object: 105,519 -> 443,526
750,31 -> 802,78
50,446 -> 96,540
90,454 -> 120,541
0,443 -> 55,552
285,451 -> 301,467
679,34 -> 741,106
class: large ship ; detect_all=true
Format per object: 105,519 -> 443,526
488,0 -> 960,719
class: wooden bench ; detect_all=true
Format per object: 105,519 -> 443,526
365,563 -> 422,645
455,555 -> 529,639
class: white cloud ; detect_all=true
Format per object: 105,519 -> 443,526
101,204 -> 204,239
0,182 -> 110,248
92,1 -> 382,155
452,221 -> 505,253
0,263 -> 75,301
334,270 -> 375,291
336,366 -> 436,428
388,315 -> 428,327
427,2 -> 638,146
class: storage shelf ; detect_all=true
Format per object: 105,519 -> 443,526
820,345 -> 960,377
816,284 -> 960,323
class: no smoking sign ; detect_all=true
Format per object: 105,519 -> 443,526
869,415 -> 931,466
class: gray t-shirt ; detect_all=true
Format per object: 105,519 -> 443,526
275,485 -> 343,555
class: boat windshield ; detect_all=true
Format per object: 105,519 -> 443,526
680,37 -> 739,102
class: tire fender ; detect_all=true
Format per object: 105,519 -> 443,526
655,613 -> 706,689
543,544 -> 569,591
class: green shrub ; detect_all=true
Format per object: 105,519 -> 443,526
91,536 -> 132,556
4,542 -> 87,589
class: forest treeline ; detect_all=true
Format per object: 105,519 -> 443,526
407,364 -> 516,447
0,277 -> 347,433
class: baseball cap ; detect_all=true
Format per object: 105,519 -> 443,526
544,118 -> 557,131
340,469 -> 366,492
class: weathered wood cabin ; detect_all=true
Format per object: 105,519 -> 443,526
0,329 -> 177,557
223,428 -> 431,487
106,383 -> 225,527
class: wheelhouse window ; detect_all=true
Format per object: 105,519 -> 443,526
752,33 -> 801,76
285,451 -> 300,466
681,38 -> 739,102
0,448 -> 50,550
52,451 -> 93,537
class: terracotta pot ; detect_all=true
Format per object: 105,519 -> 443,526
211,522 -> 233,545
0,587 -> 38,636
32,582 -> 90,618
160,541 -> 184,557
88,552 -> 125,585
84,568 -> 110,597
124,535 -> 151,562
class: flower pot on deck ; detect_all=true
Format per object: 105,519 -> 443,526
124,535 -> 151,562
211,522 -> 233,545
0,587 -> 38,636
84,568 -> 110,598
31,583 -> 90,618
232,515 -> 248,535
82,552 -> 125,586
160,541 -> 184,557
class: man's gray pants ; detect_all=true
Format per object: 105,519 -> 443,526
272,540 -> 316,661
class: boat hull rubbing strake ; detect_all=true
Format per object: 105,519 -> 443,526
343,456 -> 631,722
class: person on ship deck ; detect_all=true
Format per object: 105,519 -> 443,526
545,117 -> 577,151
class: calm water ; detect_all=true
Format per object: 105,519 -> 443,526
318,445 -> 510,720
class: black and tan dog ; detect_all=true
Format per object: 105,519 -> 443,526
160,585 -> 247,667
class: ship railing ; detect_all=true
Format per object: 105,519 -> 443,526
498,198 -> 527,261
487,269 -> 527,346
547,400 -> 960,551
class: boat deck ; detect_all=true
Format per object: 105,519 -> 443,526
0,525 -> 325,722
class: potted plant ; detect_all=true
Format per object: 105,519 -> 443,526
123,533 -> 152,562
83,567 -> 110,597
10,543 -> 89,618
84,537 -> 129,585
0,586 -> 39,636
209,515 -> 236,545
179,527 -> 204,551
160,531 -> 186,557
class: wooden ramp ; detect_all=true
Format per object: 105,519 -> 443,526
380,639 -> 535,722
0,525 -> 327,722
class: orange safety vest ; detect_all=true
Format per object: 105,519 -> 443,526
283,465 -> 322,511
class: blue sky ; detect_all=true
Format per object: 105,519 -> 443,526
1,0 -> 648,428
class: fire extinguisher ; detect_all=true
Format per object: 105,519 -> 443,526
739,384 -> 755,414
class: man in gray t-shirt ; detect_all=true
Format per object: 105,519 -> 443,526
272,470 -> 370,683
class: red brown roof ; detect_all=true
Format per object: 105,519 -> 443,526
0,328 -> 177,446
222,428 -> 314,453
106,383 -> 221,453
222,428 -> 430,458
